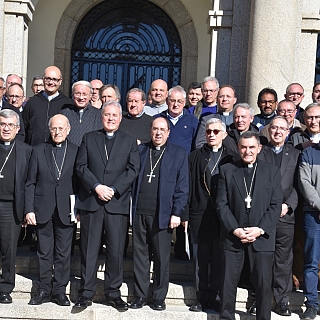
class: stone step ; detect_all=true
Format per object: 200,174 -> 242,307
0,299 -> 306,320
13,273 -> 309,312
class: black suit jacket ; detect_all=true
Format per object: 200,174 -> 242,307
2,101 -> 25,141
258,144 -> 300,224
25,140 -> 79,225
11,139 -> 33,222
132,141 -> 189,230
216,159 -> 283,251
75,129 -> 140,214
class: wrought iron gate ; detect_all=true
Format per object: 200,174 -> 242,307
70,0 -> 182,104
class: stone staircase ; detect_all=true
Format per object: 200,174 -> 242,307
1,238 -> 317,319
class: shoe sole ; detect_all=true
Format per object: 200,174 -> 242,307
73,301 -> 92,309
28,298 -> 51,305
106,302 -> 128,312
52,299 -> 70,306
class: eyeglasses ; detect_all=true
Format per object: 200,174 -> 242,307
306,115 -> 320,121
7,95 -> 23,100
278,109 -> 295,115
49,127 -> 69,133
287,92 -> 303,97
206,129 -> 221,135
91,87 -> 101,91
168,99 -> 185,105
127,99 -> 143,104
269,126 -> 288,132
32,84 -> 44,87
260,100 -> 276,105
43,77 -> 61,83
203,89 -> 218,94
74,93 -> 90,98
0,122 -> 18,130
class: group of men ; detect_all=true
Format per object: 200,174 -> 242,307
0,66 -> 320,320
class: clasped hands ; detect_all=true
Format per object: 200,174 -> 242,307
233,227 -> 261,243
95,184 -> 114,202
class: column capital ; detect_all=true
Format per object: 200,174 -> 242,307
301,14 -> 320,32
4,0 -> 35,22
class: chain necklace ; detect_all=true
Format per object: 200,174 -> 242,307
0,141 -> 15,178
147,147 -> 166,183
51,140 -> 68,180
243,163 -> 257,209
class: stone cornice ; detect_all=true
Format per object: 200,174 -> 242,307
301,14 -> 320,32
4,0 -> 35,22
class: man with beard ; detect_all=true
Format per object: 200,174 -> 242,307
253,88 -> 277,130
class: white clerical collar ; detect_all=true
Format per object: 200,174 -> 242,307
248,163 -> 254,168
223,111 -> 230,116
42,91 -> 60,101
310,133 -> 320,143
4,142 -> 10,146
106,132 -> 114,137
212,147 -> 220,152
128,110 -> 145,118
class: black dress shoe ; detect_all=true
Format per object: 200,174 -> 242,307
74,296 -> 92,309
302,306 -> 318,320
130,297 -> 147,309
153,299 -> 166,311
248,300 -> 256,314
275,302 -> 291,316
29,290 -> 51,305
52,293 -> 70,306
106,297 -> 128,311
0,293 -> 12,304
189,300 -> 202,312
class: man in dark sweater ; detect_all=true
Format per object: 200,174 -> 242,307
119,88 -> 152,144
61,81 -> 102,146
22,66 -> 73,146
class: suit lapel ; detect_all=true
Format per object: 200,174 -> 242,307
251,161 -> 266,208
261,146 -> 275,165
58,141 -> 74,181
95,131 -> 107,166
15,140 -> 23,182
44,143 -> 57,181
232,163 -> 247,209
280,145 -> 290,176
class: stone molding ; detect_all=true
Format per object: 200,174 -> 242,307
301,14 -> 320,32
4,0 -> 35,22
54,0 -> 198,95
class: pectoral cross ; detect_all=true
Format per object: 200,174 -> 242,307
147,171 -> 155,183
245,195 -> 252,209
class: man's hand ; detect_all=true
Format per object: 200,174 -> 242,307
233,228 -> 249,242
281,203 -> 289,217
243,227 -> 261,242
95,184 -> 114,202
25,212 -> 37,226
181,221 -> 188,231
169,215 -> 181,229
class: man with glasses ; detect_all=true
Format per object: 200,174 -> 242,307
188,76 -> 219,118
130,117 -> 188,311
284,83 -> 305,124
0,109 -> 32,304
257,116 -> 300,316
30,75 -> 44,95
22,66 -> 73,146
154,85 -> 198,260
253,88 -> 278,130
188,118 -> 238,312
90,79 -> 103,109
25,114 -> 79,307
0,78 -> 25,141
6,83 -> 25,112
61,81 -> 102,146
261,99 -> 306,141
312,82 -> 320,104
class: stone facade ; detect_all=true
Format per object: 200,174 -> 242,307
0,0 -> 319,106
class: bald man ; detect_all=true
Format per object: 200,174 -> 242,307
22,66 -> 73,146
144,79 -> 168,116
90,79 -> 103,109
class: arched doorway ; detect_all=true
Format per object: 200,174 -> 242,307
70,0 -> 182,103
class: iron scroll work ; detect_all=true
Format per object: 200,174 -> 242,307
71,0 -> 182,102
